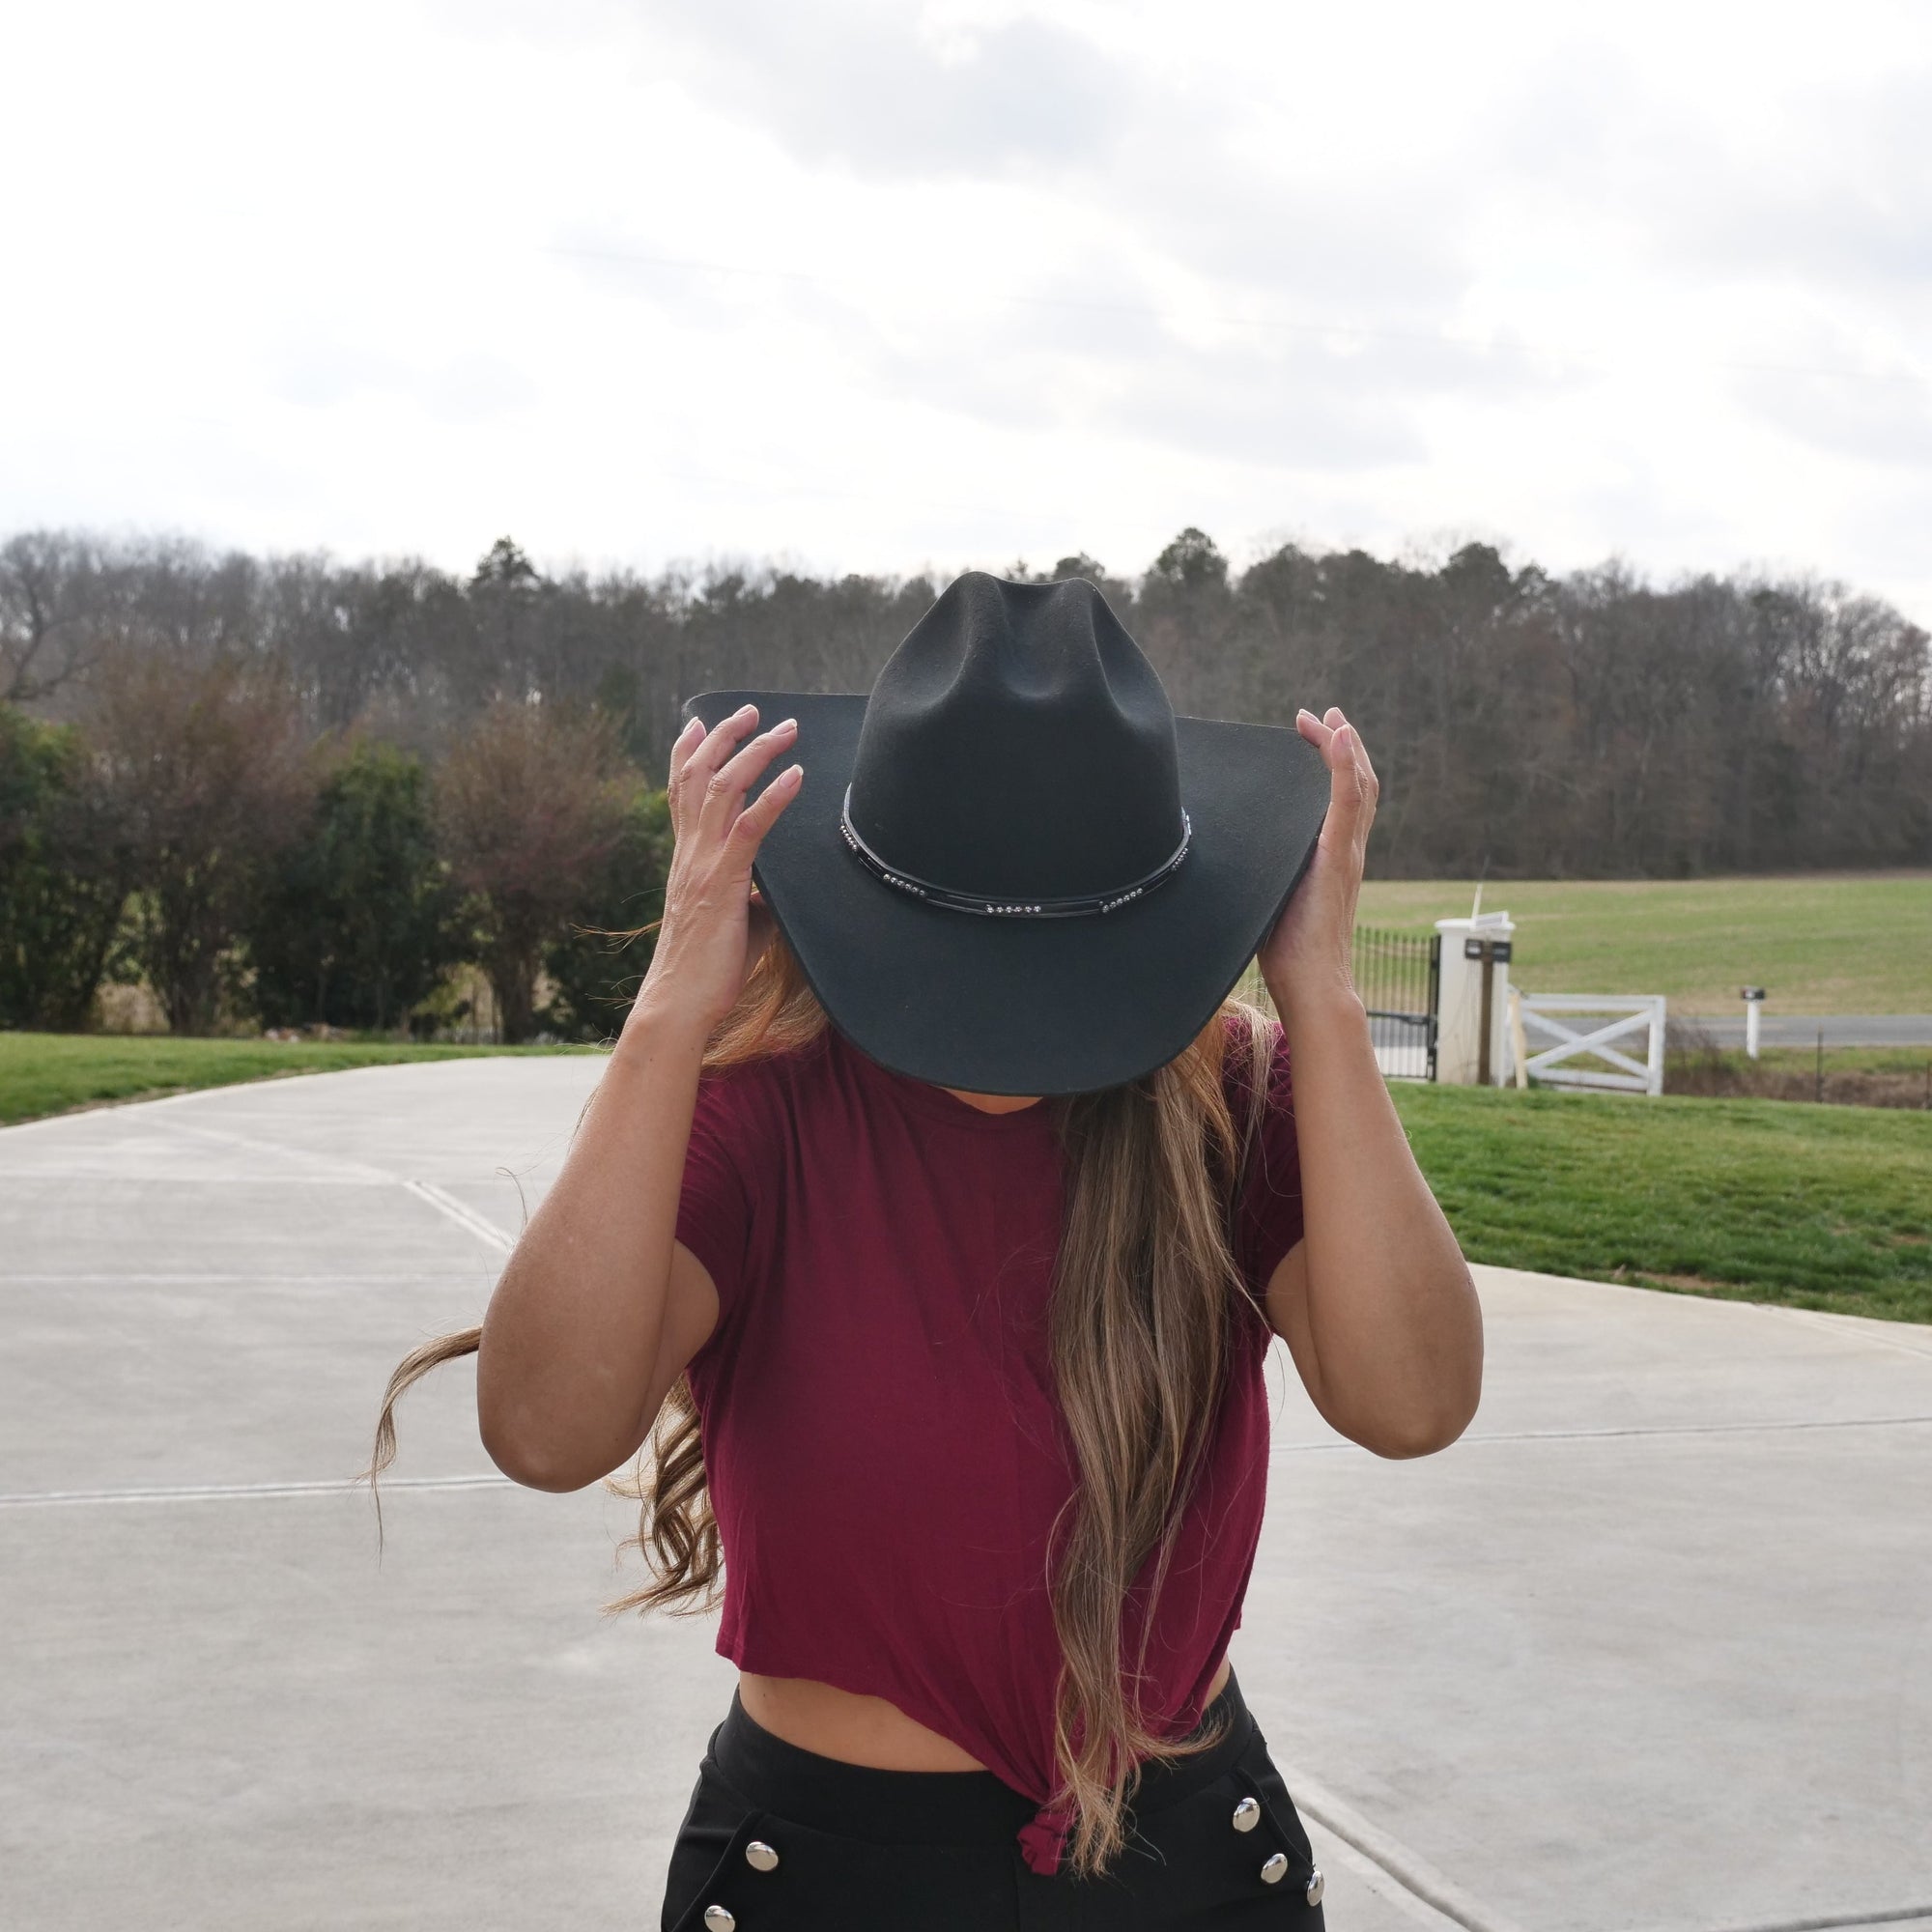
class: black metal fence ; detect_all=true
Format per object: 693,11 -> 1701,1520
1236,926 -> 1440,1080
1355,926 -> 1440,1080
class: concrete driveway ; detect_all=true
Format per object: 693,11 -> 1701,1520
2,1059 -> 1928,1932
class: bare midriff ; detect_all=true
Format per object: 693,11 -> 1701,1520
737,1651 -> 1233,1773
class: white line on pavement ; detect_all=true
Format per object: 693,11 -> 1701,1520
401,1179 -> 516,1253
4,1272 -> 482,1285
1301,1819 -> 1476,1931
1759,1304 -> 1932,1361
0,1472 -> 516,1508
1275,1757 -> 1534,1932
1271,1415 -> 1932,1453
157,1114 -> 401,1184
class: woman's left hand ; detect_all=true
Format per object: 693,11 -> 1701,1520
1256,705 -> 1378,1017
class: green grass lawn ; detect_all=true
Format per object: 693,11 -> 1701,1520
0,1032 -> 597,1127
1356,870 -> 1932,1013
1389,1081 -> 1932,1323
7,1025 -> 1928,1326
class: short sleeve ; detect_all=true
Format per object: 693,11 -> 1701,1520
1229,1015 -> 1305,1296
674,1068 -> 757,1336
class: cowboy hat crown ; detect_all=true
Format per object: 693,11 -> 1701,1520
843,573 -> 1189,910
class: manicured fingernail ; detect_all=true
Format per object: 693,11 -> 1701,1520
777,717 -> 797,732
781,764 -> 803,784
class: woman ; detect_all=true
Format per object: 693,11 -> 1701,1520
369,571 -> 1483,1929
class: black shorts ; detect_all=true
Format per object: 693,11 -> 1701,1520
660,1665 -> 1327,1930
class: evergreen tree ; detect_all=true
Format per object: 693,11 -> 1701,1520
247,738 -> 463,1032
0,705 -> 131,1029
540,782 -> 673,1043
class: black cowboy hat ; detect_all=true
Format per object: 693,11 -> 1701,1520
680,570 -> 1330,1095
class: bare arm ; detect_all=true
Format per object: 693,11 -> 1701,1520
1255,706 -> 1484,1460
475,701 -> 804,1492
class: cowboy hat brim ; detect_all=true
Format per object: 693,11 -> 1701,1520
680,690 -> 1332,1094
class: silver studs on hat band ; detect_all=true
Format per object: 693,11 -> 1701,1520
838,784 -> 1191,919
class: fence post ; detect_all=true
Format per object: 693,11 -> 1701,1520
1433,913 -> 1515,1085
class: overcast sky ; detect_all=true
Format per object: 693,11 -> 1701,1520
5,0 -> 1930,620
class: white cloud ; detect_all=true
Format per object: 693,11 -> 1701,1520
0,0 -> 1928,621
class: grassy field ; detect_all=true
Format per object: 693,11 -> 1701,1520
1388,1081 -> 1932,1322
0,1032 -> 597,1126
1356,870 -> 1932,1013
2,1029 -> 1926,1324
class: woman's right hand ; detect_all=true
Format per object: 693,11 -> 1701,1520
633,702 -> 803,1035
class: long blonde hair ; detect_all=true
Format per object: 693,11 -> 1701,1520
366,927 -> 1280,1880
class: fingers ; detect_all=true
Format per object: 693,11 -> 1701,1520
728,757 -> 804,855
669,702 -> 758,816
668,713 -> 705,791
1296,705 -> 1379,827
1295,705 -> 1370,769
667,701 -> 807,881
702,714 -> 799,842
1348,720 -> 1379,796
669,703 -> 797,845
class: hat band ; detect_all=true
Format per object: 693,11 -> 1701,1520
838,784 -> 1192,917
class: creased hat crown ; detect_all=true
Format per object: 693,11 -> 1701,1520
845,573 -> 1185,901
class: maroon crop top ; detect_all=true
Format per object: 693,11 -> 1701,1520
672,1009 -> 1305,1878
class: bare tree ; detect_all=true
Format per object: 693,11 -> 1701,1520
0,531 -> 110,705
6,524 -> 1928,884
435,697 -> 635,1043
88,650 -> 314,1033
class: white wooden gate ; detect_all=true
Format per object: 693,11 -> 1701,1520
1512,993 -> 1667,1096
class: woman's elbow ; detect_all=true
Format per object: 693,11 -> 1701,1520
478,1392 -> 602,1493
1367,1402 -> 1477,1460
1360,1344 -> 1484,1459
482,1419 -> 568,1492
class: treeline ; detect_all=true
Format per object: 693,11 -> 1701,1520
0,684 -> 667,1040
2,526 -> 1927,1037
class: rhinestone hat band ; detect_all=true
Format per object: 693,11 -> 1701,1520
838,783 -> 1192,918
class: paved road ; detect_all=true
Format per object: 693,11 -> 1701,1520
1675,1012 -> 1932,1048
3,1062 -> 1930,1932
